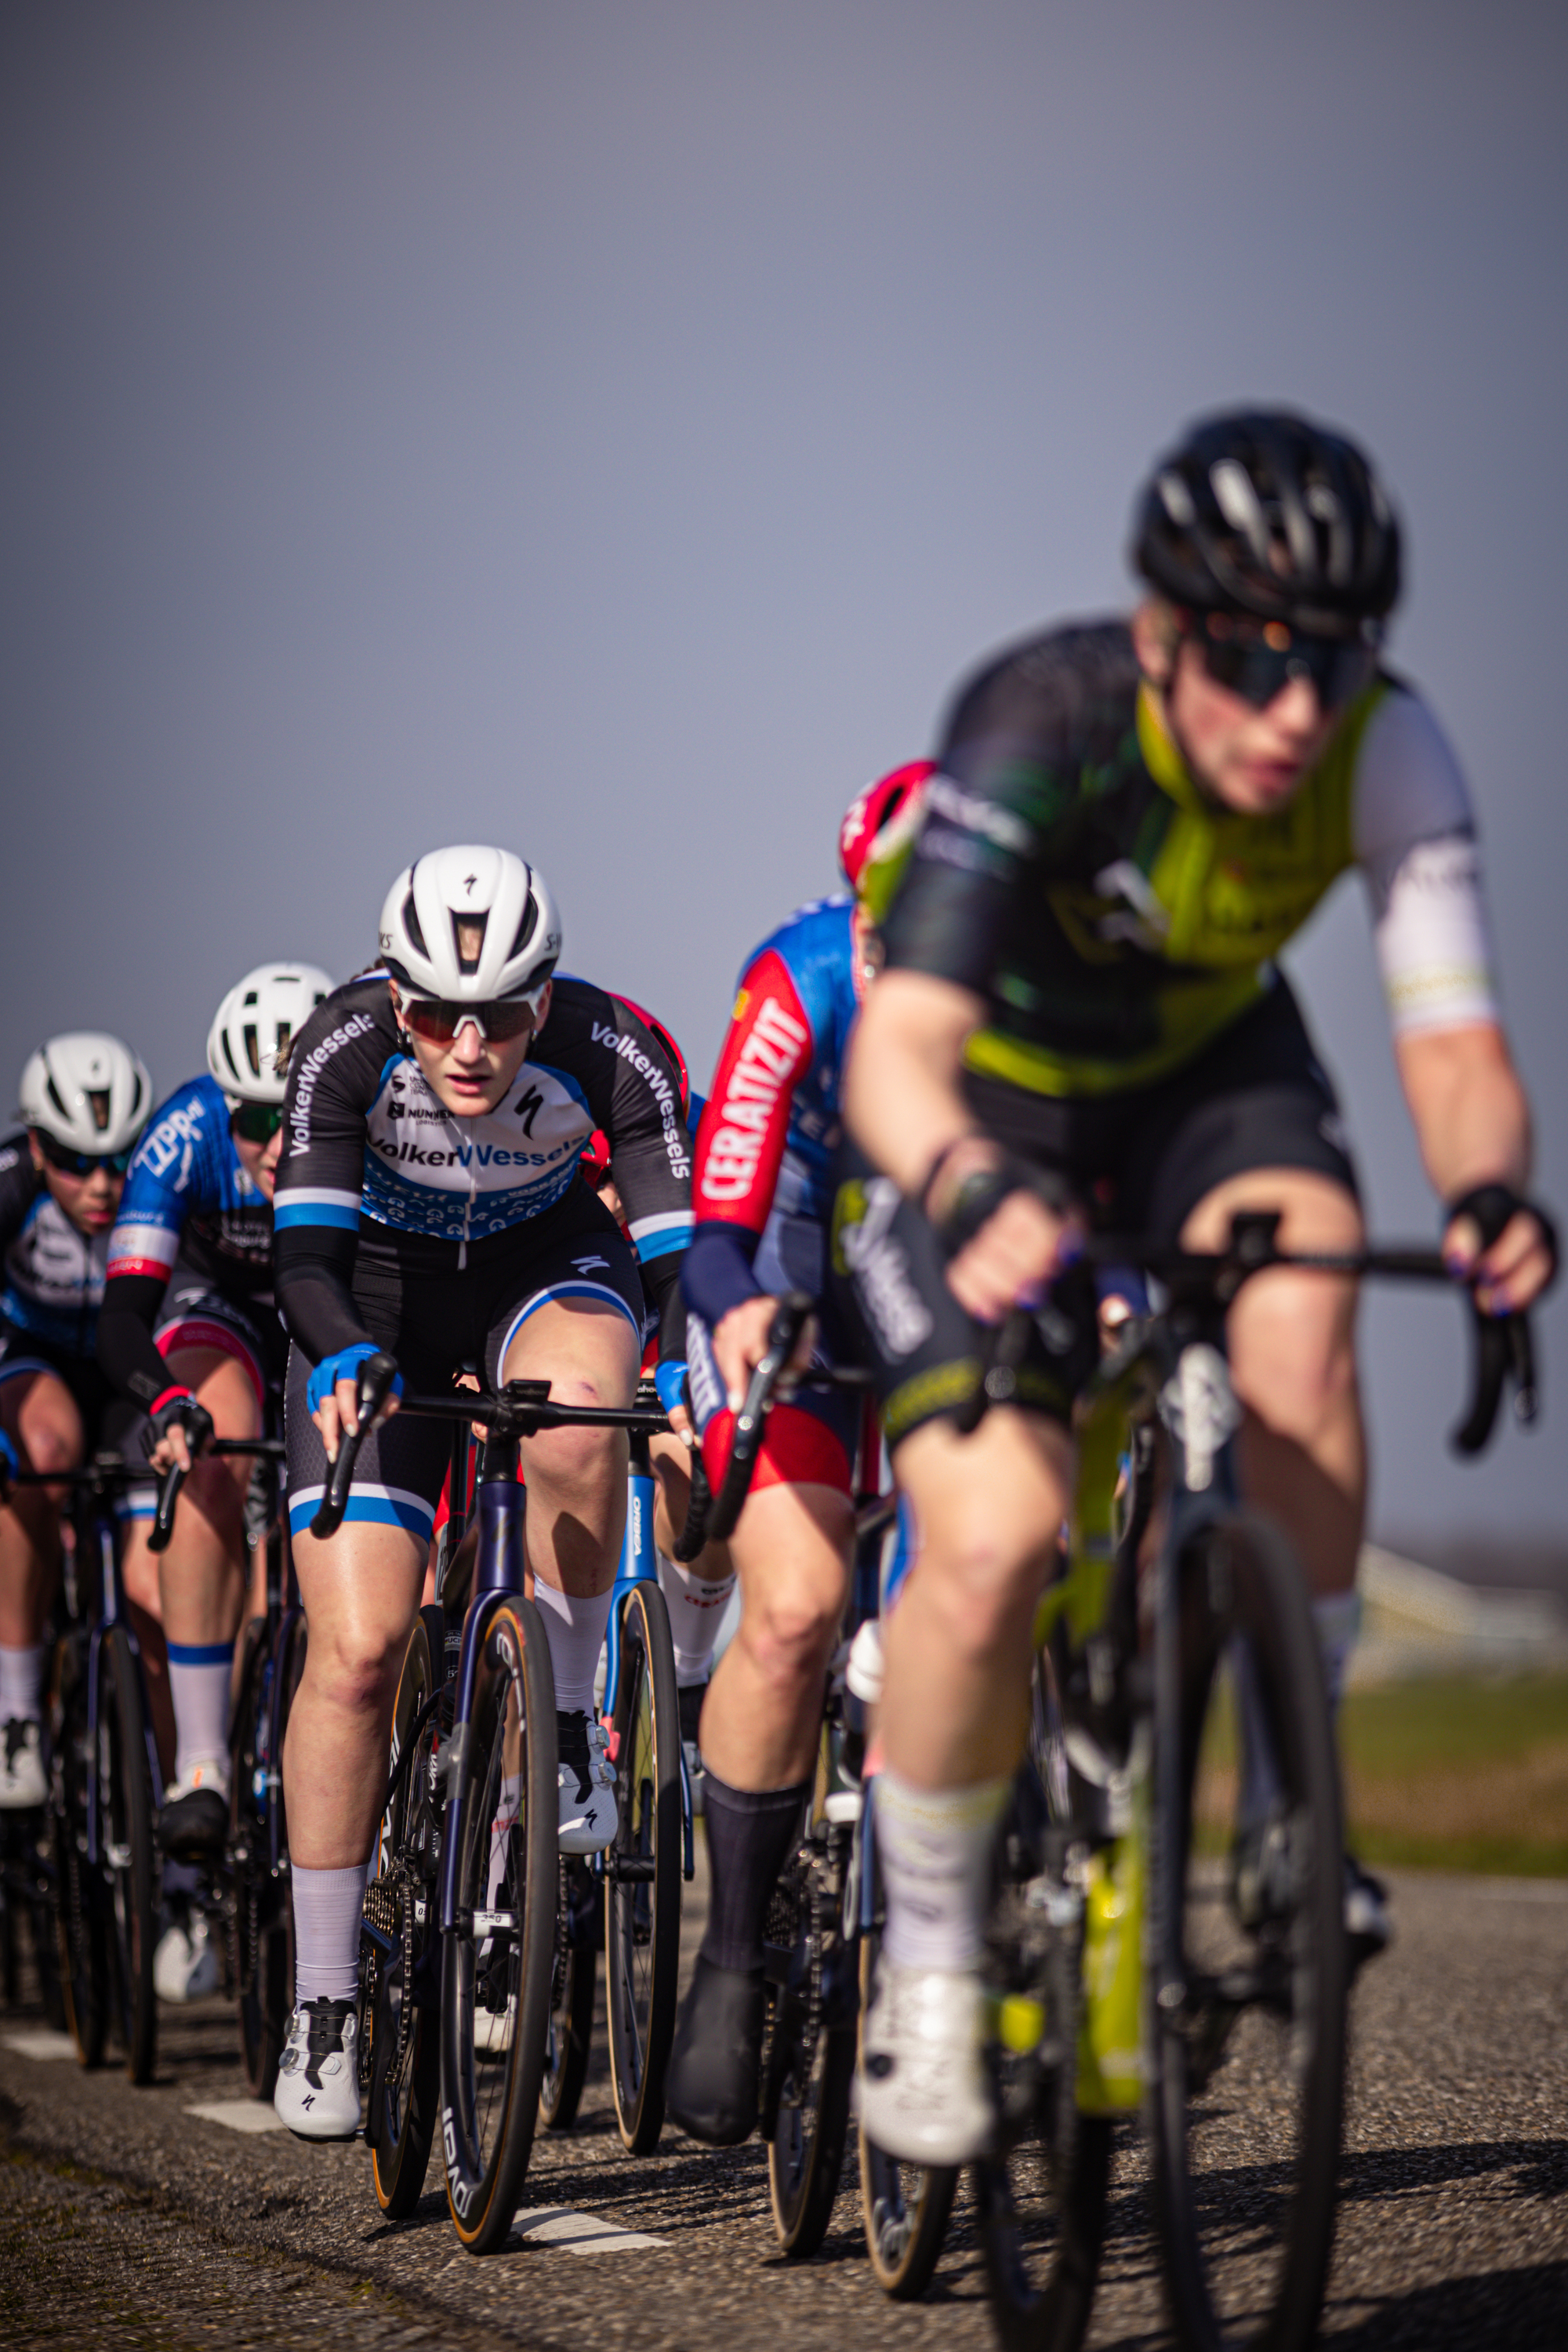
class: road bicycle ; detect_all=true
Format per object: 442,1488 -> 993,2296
318,1357 -> 670,2253
955,1214 -> 1536,2352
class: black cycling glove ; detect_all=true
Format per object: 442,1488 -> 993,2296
1443,1183 -> 1559,1290
143,1386 -> 216,1461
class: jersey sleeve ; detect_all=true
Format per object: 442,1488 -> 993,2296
684,948 -> 817,1327
99,1087 -> 201,1403
271,988 -> 388,1363
1352,689 -> 1500,1037
578,992 -> 695,1349
0,1132 -> 39,1258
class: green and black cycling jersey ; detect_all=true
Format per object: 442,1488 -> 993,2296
878,620 -> 1496,1098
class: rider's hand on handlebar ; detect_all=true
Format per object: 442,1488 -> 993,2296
946,1191 -> 1083,1326
1442,1185 -> 1559,1317
146,1390 -> 215,1477
713,1294 -> 816,1413
311,1375 -> 401,1465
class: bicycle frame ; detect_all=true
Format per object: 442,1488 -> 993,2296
600,1414 -> 696,1882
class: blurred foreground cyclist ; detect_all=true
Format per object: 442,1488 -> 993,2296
0,1035 -> 151,1805
270,845 -> 693,2138
99,963 -> 332,1996
840,408 -> 1557,2165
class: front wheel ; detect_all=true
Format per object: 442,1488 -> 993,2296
763,1831 -> 856,2258
98,1624 -> 158,2085
539,1857 -> 597,2131
440,1598 -> 557,2255
367,1605 -> 447,2217
50,1631 -> 107,2067
604,1581 -> 682,2154
1147,1512 -> 1347,2352
228,1613 -> 295,2099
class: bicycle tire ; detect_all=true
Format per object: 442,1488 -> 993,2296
763,1831 -> 856,2258
368,1604 -> 447,2216
49,1628 -> 107,2066
1146,1510 -> 1347,2352
604,1580 -> 682,2154
975,2120 -> 1114,2352
857,1925 -> 959,2299
539,1855 -> 596,2130
440,1597 -> 557,2254
99,1624 -> 157,2084
229,1616 -> 289,2097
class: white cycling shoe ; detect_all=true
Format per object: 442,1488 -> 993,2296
154,1911 -> 220,2003
858,1954 -> 995,2166
0,1717 -> 45,1809
274,1998 -> 361,2140
556,1711 -> 618,1855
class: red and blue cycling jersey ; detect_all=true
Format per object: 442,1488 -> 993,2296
683,895 -> 859,1329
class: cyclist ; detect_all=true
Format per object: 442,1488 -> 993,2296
269,844 -> 693,2138
663,764 -> 931,2145
0,1036 -> 152,1806
838,408 -> 1557,2165
98,964 -> 332,1996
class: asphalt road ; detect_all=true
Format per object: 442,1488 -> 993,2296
2,1862 -> 1564,2352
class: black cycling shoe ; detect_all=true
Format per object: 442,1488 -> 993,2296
1345,1854 -> 1392,1972
158,1783 -> 228,1862
664,1952 -> 764,2146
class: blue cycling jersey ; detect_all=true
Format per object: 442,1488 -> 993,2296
107,1075 -> 274,1305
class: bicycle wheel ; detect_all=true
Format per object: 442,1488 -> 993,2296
975,1775 -> 1112,2352
857,1924 -> 959,2298
539,1856 -> 596,2130
762,1828 -> 856,2257
604,1579 -> 681,2154
367,1604 -> 447,2216
98,1624 -> 157,2083
229,1617 -> 289,2096
50,1629 -> 107,2066
440,1597 -> 557,2254
1146,1511 -> 1347,2352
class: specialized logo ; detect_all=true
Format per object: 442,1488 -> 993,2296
699,996 -> 810,1205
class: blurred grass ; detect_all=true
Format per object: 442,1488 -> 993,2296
1340,1671 -> 1568,1876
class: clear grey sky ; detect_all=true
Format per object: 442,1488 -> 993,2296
3,1 -> 1564,1541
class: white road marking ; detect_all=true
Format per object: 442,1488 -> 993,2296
4,2031 -> 79,2061
184,2100 -> 289,2134
510,2206 -> 668,2252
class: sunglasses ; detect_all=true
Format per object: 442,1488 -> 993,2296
230,1102 -> 285,1145
1189,613 -> 1379,713
35,1131 -> 133,1179
399,993 -> 542,1046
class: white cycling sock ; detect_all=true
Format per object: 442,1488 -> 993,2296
166,1639 -> 234,1784
292,1860 -> 368,2005
657,1551 -> 736,1686
1312,1591 -> 1361,1717
532,1577 -> 614,1715
875,1769 -> 1010,1972
0,1642 -> 45,1723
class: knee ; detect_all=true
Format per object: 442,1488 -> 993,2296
312,1617 -> 408,1717
528,1422 -> 623,1511
906,1497 -> 1054,1661
740,1569 -> 844,1692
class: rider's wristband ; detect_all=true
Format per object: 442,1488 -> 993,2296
652,1359 -> 689,1419
0,1429 -> 17,1490
931,1151 -> 1073,1258
1444,1183 -> 1559,1282
306,1342 -> 403,1417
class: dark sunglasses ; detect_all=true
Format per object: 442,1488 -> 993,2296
35,1131 -> 133,1178
401,995 -> 539,1046
230,1102 -> 285,1145
1189,612 -> 1379,713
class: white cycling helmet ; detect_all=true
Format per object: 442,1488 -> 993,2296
207,963 -> 336,1105
376,846 -> 562,1004
20,1033 -> 153,1159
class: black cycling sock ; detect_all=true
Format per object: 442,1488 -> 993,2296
699,1771 -> 810,1973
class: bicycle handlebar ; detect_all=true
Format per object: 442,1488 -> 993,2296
309,1352 -> 401,1540
148,1436 -> 288,1555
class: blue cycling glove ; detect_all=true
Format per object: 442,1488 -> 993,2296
306,1343 -> 404,1417
653,1359 -> 690,1419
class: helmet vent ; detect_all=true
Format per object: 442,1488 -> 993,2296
86,1089 -> 111,1134
510,892 -> 538,963
454,911 -> 488,975
241,1023 -> 263,1079
401,891 -> 429,959
44,1073 -> 69,1123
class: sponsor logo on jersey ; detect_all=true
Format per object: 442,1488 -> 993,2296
140,1096 -> 209,1188
589,1020 -> 691,1181
699,996 -> 811,1205
287,1012 -> 380,1159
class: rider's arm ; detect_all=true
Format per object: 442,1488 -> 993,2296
97,1106 -> 190,1405
1356,688 -> 1551,1312
0,1132 -> 41,1261
580,989 -> 695,1360
270,990 -> 386,1365
682,948 -> 817,1328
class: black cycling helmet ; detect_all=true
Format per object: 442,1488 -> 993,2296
1132,408 -> 1401,635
